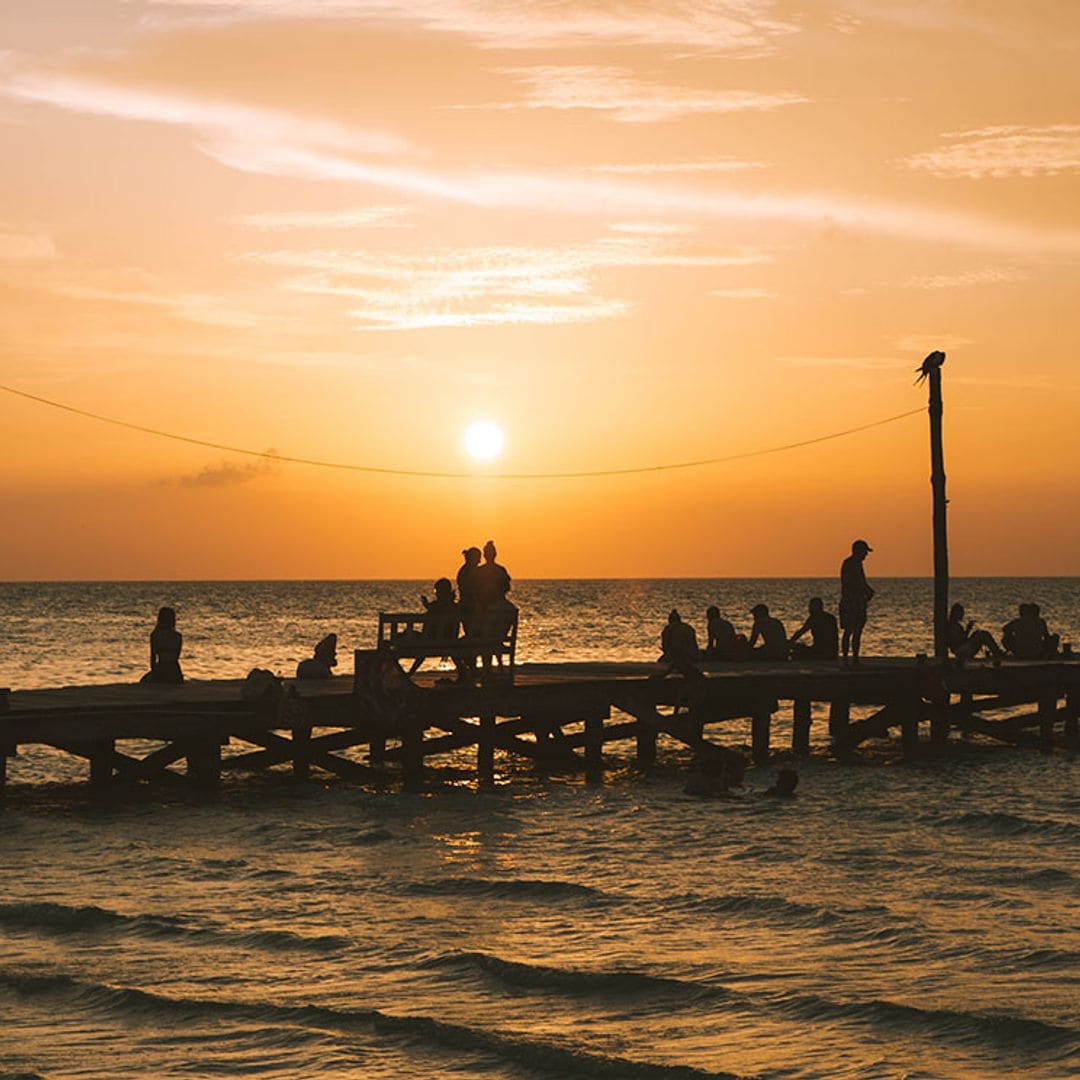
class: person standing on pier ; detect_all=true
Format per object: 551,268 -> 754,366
142,606 -> 183,684
839,540 -> 874,664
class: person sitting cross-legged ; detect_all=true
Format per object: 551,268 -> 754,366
789,598 -> 839,660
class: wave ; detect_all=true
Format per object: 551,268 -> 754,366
424,951 -> 727,1003
0,901 -> 347,954
401,877 -> 613,902
941,811 -> 1080,841
0,971 -> 745,1080
677,890 -> 894,933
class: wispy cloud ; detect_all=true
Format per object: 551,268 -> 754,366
494,66 -> 806,123
249,236 -> 768,330
907,126 -> 1080,178
905,267 -> 1027,289
175,452 -> 280,488
238,205 -> 413,230
0,229 -> 54,259
57,284 -> 260,329
143,0 -> 797,53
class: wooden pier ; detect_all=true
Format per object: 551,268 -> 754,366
1,653 -> 1077,794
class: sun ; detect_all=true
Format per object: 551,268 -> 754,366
463,419 -> 505,461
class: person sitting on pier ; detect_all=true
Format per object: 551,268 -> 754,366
296,633 -> 338,679
141,606 -> 183,684
789,598 -> 839,660
705,605 -> 740,660
748,604 -> 788,661
657,610 -> 702,679
946,604 -> 1003,663
840,539 -> 874,664
1002,603 -> 1060,660
422,578 -> 460,642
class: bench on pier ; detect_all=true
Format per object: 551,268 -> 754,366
376,609 -> 518,681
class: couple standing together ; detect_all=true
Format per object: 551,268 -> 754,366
454,540 -> 517,643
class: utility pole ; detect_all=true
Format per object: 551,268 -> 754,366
917,351 -> 949,659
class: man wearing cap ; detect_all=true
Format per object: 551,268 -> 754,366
840,540 -> 874,663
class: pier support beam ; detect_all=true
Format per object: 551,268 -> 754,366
369,735 -> 386,767
89,740 -> 114,784
829,700 -> 851,753
751,705 -> 771,766
401,718 -> 425,791
635,723 -> 657,770
186,740 -> 222,787
792,699 -> 811,756
478,713 -> 495,787
1038,693 -> 1058,750
900,692 -> 920,758
292,725 -> 311,780
585,712 -> 604,785
1065,689 -> 1078,743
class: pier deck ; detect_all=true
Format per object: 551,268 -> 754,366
2,656 -> 1077,793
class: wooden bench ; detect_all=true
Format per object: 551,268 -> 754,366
376,609 -> 518,682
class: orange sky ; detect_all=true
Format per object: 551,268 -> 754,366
2,0 -> 1078,579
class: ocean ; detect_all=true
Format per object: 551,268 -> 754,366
1,579 -> 1078,1079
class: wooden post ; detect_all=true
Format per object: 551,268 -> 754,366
369,735 -> 386,767
1065,688 -> 1078,742
635,722 -> 657,769
478,713 -> 495,787
187,740 -> 221,787
828,699 -> 850,750
751,704 -> 771,765
900,690 -> 920,758
89,740 -> 114,784
920,351 -> 950,660
585,713 -> 604,785
930,691 -> 951,742
292,724 -> 311,780
401,717 -> 424,791
1038,693 -> 1057,750
792,699 -> 811,755
0,689 -> 9,797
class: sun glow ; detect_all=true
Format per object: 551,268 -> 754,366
463,419 -> 505,461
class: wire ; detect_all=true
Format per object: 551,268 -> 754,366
0,383 -> 922,481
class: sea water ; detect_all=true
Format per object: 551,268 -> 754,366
1,579 -> 1077,1079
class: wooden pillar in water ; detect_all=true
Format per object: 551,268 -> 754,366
292,725 -> 311,780
0,689 -> 10,796
1065,688 -> 1078,742
751,703 -> 771,765
585,712 -> 604,785
401,717 -> 424,791
478,713 -> 495,787
187,740 -> 221,787
90,740 -> 114,784
369,735 -> 386,767
1038,693 -> 1058,750
792,699 -> 811,756
828,699 -> 850,751
635,721 -> 657,769
900,689 -> 920,758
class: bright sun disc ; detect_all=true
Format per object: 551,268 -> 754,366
464,419 -> 505,461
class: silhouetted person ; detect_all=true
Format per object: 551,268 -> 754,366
657,610 -> 702,678
946,603 -> 1002,663
297,633 -> 338,679
748,603 -> 788,661
684,741 -> 745,797
789,597 -> 839,659
422,578 -> 460,643
840,539 -> 874,663
474,540 -> 517,677
142,606 -> 183,684
763,768 -> 799,798
705,605 -> 739,660
456,546 -> 482,618
1002,603 -> 1060,659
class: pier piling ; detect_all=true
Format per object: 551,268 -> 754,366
792,698 -> 811,755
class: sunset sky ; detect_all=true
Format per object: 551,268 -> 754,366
2,1 -> 1078,579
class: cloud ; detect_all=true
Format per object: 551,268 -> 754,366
906,126 -> 1080,178
143,0 -> 797,53
11,69 -> 1080,256
493,66 -> 806,123
0,229 -> 54,259
238,205 -> 414,230
250,236 -> 768,329
905,267 -> 1027,289
57,284 -> 260,328
712,286 -> 774,298
176,452 -> 280,488
1,68 -> 406,157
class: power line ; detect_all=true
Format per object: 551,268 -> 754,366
1,383 -> 922,480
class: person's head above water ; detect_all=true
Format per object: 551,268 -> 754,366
775,768 -> 798,795
156,606 -> 176,631
750,603 -> 769,619
483,539 -> 497,562
808,597 -> 824,614
851,539 -> 872,558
